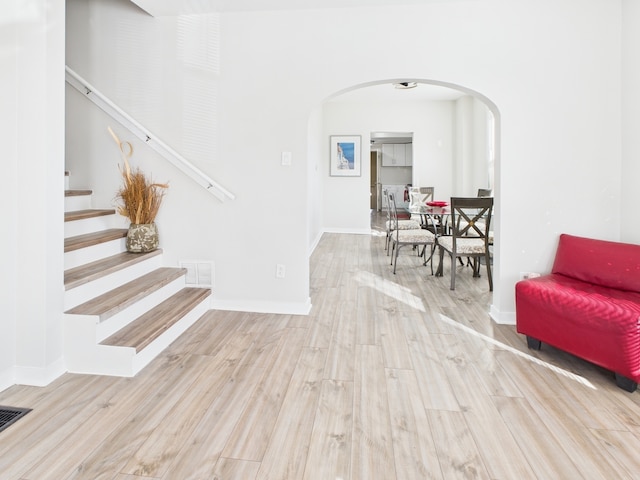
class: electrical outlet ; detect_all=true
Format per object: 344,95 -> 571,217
276,264 -> 286,278
519,271 -> 540,281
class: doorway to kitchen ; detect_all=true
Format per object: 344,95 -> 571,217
370,131 -> 413,212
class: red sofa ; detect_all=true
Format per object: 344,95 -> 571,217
515,233 -> 640,392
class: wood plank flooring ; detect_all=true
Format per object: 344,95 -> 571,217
2,211 -> 640,479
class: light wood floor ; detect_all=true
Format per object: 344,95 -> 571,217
2,212 -> 640,479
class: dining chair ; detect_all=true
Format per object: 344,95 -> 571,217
383,189 -> 420,253
409,187 -> 434,224
436,196 -> 493,290
389,192 -> 436,274
476,188 -> 494,245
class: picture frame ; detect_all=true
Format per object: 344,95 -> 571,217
329,135 -> 361,177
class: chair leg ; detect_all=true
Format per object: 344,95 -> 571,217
615,373 -> 638,393
436,246 -> 444,277
485,251 -> 493,291
393,245 -> 401,274
423,243 -> 435,275
526,336 -> 542,350
450,255 -> 457,290
472,257 -> 480,277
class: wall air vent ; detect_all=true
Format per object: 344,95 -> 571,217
180,260 -> 215,287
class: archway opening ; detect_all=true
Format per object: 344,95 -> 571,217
317,78 -> 501,294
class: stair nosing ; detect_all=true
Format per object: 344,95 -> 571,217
65,189 -> 93,197
64,249 -> 163,290
100,287 -> 211,352
65,209 -> 116,222
65,267 -> 187,321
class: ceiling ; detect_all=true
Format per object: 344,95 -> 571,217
131,0 -> 447,16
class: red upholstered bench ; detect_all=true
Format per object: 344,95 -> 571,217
515,233 -> 640,392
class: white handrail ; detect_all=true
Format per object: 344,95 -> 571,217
65,65 -> 235,202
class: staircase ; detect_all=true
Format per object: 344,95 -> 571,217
63,173 -> 211,377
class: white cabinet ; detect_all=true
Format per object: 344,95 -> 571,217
404,144 -> 412,166
381,143 -> 412,166
381,144 -> 398,166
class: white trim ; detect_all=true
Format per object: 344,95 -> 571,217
13,357 -> 66,387
489,304 -> 516,325
210,297 -> 312,316
322,227 -> 372,235
308,231 -> 324,257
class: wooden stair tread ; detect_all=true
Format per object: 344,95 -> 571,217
65,189 -> 93,197
65,267 -> 186,320
65,228 -> 128,253
65,249 -> 162,290
65,209 -> 116,222
100,287 -> 211,352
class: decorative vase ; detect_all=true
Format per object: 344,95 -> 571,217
126,223 -> 159,253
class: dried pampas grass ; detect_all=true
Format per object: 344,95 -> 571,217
109,127 -> 168,225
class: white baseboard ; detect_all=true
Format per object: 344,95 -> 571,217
308,231 -> 323,257
210,297 -> 312,316
322,227 -> 372,235
13,357 -> 66,387
490,304 -> 516,325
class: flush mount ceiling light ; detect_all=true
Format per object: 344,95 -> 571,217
393,82 -> 418,89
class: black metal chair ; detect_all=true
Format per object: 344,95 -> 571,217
389,192 -> 436,274
435,196 -> 493,290
383,189 -> 420,253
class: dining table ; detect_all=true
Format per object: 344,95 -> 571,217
407,204 -> 452,236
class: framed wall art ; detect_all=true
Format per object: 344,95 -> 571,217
329,135 -> 361,177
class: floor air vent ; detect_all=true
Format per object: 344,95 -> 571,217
0,406 -> 32,433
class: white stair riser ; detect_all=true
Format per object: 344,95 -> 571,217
65,214 -> 128,238
65,238 -> 126,270
62,182 -> 212,378
131,296 -> 211,376
64,294 -> 210,377
95,276 -> 187,342
64,195 -> 92,212
64,254 -> 164,310
64,313 -> 135,377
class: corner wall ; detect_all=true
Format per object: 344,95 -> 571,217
67,0 -> 623,324
1,0 -> 67,389
621,0 -> 640,243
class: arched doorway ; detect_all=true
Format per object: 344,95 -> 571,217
321,79 -> 501,293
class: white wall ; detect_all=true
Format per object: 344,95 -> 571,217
0,0 -> 66,389
621,0 -> 640,243
0,5 -> 20,390
67,0 -> 312,314
454,96 -> 492,196
322,97 -> 461,230
1,0 -> 635,393
221,0 -> 624,323
64,0 -> 624,328
307,106 -> 324,253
